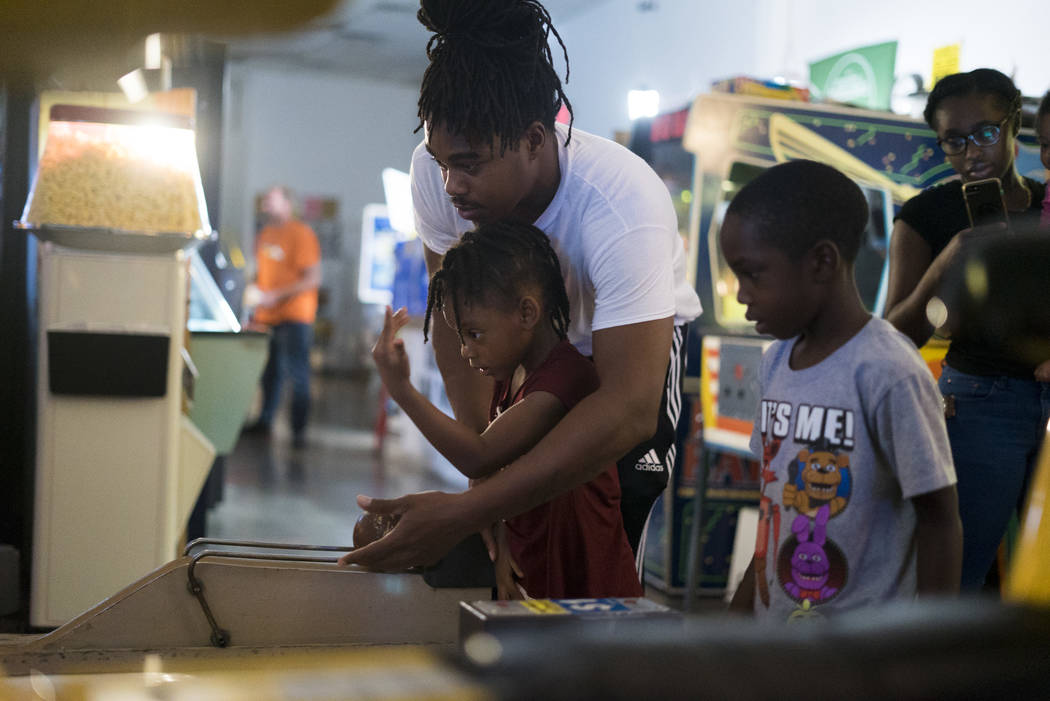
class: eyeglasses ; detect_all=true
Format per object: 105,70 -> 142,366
937,116 -> 1012,156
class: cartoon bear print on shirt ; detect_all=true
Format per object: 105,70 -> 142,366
783,436 -> 852,518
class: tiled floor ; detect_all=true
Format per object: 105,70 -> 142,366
204,373 -> 465,548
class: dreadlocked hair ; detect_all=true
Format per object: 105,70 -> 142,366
416,0 -> 573,154
423,220 -> 570,344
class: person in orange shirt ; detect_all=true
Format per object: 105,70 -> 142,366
244,185 -> 322,449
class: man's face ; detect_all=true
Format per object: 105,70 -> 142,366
262,188 -> 291,222
424,122 -> 536,225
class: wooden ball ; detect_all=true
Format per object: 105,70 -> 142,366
353,512 -> 401,548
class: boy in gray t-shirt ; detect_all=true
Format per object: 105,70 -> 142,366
723,161 -> 961,622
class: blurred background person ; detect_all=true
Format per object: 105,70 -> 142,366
243,185 -> 322,449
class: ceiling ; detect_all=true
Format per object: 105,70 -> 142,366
222,0 -> 609,86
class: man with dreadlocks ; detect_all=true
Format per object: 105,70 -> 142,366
341,0 -> 701,572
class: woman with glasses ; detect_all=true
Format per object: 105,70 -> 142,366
884,68 -> 1049,593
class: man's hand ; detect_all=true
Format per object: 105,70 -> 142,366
337,491 -> 474,570
372,306 -> 413,398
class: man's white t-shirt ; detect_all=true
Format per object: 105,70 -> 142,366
410,122 -> 702,356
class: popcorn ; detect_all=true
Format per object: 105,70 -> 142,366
25,119 -> 203,234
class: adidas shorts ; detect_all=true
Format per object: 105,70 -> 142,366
617,324 -> 687,557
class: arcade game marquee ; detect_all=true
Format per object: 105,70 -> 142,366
637,91 -> 1047,598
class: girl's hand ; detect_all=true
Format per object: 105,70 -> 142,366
492,521 -> 525,600
372,306 -> 413,396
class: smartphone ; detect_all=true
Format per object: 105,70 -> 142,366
963,177 -> 1010,229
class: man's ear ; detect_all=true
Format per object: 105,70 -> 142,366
523,121 -> 548,159
518,295 -> 542,329
808,240 -> 841,283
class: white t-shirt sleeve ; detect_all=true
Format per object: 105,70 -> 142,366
410,142 -> 461,255
583,201 -> 678,332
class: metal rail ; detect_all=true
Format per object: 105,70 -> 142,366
183,539 -> 356,648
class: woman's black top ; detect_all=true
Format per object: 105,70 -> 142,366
895,177 -> 1047,378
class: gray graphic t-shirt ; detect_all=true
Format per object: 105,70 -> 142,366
748,317 -> 955,623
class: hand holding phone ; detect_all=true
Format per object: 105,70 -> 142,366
963,177 -> 1010,229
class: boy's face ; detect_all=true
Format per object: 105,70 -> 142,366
932,93 -> 1016,183
1037,113 -> 1050,171
424,122 -> 538,225
720,213 -> 818,340
442,298 -> 529,382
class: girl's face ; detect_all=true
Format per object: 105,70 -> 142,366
443,298 -> 530,382
932,92 -> 1017,183
1037,113 -> 1050,171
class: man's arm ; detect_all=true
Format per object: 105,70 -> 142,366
424,245 -> 492,432
912,485 -> 962,596
258,263 -> 321,308
340,317 -> 673,569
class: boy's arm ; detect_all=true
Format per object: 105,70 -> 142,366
912,485 -> 962,596
341,317 -> 673,570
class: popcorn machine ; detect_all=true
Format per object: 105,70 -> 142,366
18,103 -> 217,627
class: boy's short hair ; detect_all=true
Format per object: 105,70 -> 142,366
725,160 -> 869,262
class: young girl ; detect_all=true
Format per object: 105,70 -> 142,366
885,69 -> 1050,591
366,221 -> 643,600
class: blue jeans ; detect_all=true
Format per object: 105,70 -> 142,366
259,322 -> 313,436
939,365 -> 1050,591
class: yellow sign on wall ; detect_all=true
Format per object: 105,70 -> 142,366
931,44 -> 961,88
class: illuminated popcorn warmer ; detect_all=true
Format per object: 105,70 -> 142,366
20,104 -> 210,248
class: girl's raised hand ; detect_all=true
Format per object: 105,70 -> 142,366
372,306 -> 413,395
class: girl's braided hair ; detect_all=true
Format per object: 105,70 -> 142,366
416,0 -> 573,153
424,220 -> 570,342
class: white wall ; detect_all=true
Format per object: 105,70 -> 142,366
556,0 -> 763,139
558,0 -> 1048,139
754,0 -> 1049,98
220,63 -> 423,371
